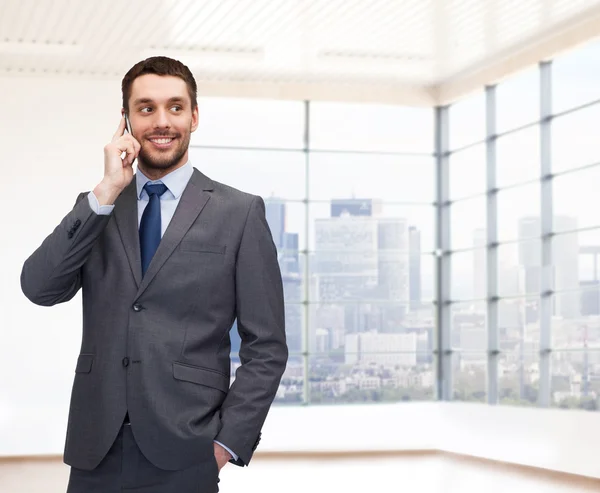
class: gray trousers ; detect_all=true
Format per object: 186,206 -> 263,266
66,419 -> 220,493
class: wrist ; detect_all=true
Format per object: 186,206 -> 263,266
93,181 -> 122,206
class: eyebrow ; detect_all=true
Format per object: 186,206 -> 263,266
132,97 -> 187,106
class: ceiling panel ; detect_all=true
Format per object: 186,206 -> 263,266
1,0 -> 599,104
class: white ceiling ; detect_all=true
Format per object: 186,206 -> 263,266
1,0 -> 600,105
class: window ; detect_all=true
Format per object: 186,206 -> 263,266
448,91 -> 486,150
552,39 -> 600,113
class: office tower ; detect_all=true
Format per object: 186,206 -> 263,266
264,197 -> 303,352
579,246 -> 600,316
518,216 -> 579,321
265,197 -> 285,248
473,228 -> 487,311
314,198 -> 409,342
314,214 -> 379,337
345,331 -> 417,367
281,232 -> 300,274
409,226 -> 422,311
580,280 -> 600,316
378,218 -> 409,331
330,198 -> 382,218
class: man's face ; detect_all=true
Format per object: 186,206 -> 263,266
126,74 -> 198,172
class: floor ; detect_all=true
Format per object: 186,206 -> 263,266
1,453 -> 598,493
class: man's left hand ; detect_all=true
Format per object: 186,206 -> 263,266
213,442 -> 232,471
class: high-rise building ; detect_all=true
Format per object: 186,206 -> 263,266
330,198 -> 382,218
518,216 -> 579,321
314,215 -> 379,336
345,331 -> 417,367
313,198 -> 409,338
281,232 -> 300,275
263,197 -> 303,352
265,198 -> 285,248
378,218 -> 409,331
409,226 -> 422,311
580,280 -> 600,316
473,228 -> 487,311
579,246 -> 600,316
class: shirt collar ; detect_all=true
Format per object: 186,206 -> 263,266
136,160 -> 193,200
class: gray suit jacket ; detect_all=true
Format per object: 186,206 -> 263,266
21,168 -> 288,471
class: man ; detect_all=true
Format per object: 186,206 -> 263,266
20,56 -> 288,493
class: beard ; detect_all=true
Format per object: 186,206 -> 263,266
137,129 -> 191,171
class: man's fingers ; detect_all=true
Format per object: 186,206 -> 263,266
112,117 -> 126,142
132,138 -> 141,156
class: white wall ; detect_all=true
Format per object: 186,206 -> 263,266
1,76 -> 600,480
0,75 -> 122,455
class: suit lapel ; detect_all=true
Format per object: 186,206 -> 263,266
135,168 -> 214,299
114,179 -> 142,288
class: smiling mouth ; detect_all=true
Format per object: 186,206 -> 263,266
149,137 -> 175,144
147,137 -> 179,149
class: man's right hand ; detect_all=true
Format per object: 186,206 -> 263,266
94,117 -> 141,206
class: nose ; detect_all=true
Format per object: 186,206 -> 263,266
152,108 -> 171,130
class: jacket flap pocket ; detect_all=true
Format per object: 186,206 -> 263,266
173,362 -> 229,392
180,241 -> 226,254
75,354 -> 94,373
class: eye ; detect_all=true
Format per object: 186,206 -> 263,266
140,107 -> 152,113
171,105 -> 182,112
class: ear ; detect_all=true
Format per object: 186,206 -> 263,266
121,108 -> 126,117
190,105 -> 199,133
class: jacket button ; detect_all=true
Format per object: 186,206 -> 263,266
132,304 -> 143,312
122,357 -> 130,367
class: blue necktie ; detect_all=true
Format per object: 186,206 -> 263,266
140,183 -> 168,277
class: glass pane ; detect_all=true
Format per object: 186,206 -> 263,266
498,182 -> 540,242
552,39 -> 600,113
450,248 -> 486,301
309,303 -> 435,346
496,126 -> 540,187
552,103 -> 600,173
449,90 -> 486,150
498,239 -> 541,297
552,286 -> 600,347
194,97 -> 304,149
275,354 -> 305,404
450,196 -> 486,250
451,301 -> 487,350
449,144 -> 486,200
496,67 -> 540,133
283,304 -> 304,354
281,253 -> 305,302
578,229 -> 600,283
550,230 -> 581,301
551,351 -> 600,411
553,165 -> 600,231
309,202 -> 435,253
308,251 -> 435,305
309,152 -> 434,203
498,352 -> 539,406
453,352 -> 487,402
499,297 -> 540,351
189,147 -> 306,199
262,199 -> 306,252
309,102 -> 434,153
309,353 -> 435,404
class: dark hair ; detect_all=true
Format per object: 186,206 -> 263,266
121,56 -> 198,112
